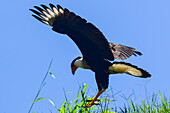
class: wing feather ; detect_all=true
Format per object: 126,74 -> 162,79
30,4 -> 114,61
32,15 -> 49,25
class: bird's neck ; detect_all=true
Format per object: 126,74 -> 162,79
75,58 -> 91,69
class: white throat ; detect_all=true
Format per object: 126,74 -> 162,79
74,58 -> 90,69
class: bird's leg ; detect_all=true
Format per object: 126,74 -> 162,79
85,89 -> 106,108
86,99 -> 100,102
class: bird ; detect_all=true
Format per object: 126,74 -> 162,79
71,56 -> 151,78
30,4 -> 151,107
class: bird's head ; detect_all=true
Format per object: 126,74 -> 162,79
71,56 -> 83,75
71,56 -> 90,75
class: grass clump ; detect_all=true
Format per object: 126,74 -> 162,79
120,91 -> 170,113
58,84 -> 115,113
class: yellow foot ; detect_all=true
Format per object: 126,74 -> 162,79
84,102 -> 99,108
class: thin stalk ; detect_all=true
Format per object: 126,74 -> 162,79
28,59 -> 53,113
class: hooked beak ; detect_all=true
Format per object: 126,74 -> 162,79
71,65 -> 78,75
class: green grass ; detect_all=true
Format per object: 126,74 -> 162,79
31,83 -> 170,113
28,61 -> 170,113
57,86 -> 170,113
58,84 -> 115,113
120,91 -> 170,113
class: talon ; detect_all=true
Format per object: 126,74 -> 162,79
87,104 -> 92,108
83,102 -> 99,108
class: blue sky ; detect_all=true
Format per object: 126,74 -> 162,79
1,0 -> 170,112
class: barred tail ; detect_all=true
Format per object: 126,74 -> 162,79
109,43 -> 142,60
109,62 -> 151,78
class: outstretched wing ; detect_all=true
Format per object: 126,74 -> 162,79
30,4 -> 114,62
109,43 -> 142,60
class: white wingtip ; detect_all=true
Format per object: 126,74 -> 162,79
59,8 -> 64,14
41,5 -> 55,17
31,4 -> 65,26
40,14 -> 49,21
46,8 -> 55,17
50,4 -> 59,15
42,20 -> 50,25
41,10 -> 51,19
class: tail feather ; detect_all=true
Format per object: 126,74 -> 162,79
133,51 -> 143,56
109,62 -> 151,78
109,43 -> 142,60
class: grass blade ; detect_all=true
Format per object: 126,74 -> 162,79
28,59 -> 53,113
